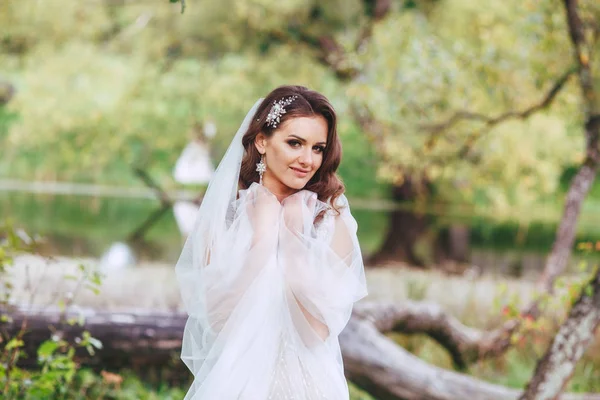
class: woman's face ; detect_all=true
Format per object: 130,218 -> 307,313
255,115 -> 328,200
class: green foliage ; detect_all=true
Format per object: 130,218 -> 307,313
0,224 -> 104,399
347,0 -> 592,214
336,120 -> 391,198
0,105 -> 18,144
404,277 -> 429,301
0,0 -> 351,185
349,381 -> 377,400
1,365 -> 371,400
169,0 -> 186,14
2,0 -> 597,218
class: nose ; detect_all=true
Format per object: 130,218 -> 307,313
298,148 -> 313,168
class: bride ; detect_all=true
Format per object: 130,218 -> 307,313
176,85 -> 368,399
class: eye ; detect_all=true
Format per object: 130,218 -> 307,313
287,140 -> 301,148
313,146 -> 326,153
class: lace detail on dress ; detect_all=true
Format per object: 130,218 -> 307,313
267,334 -> 329,400
314,213 -> 334,243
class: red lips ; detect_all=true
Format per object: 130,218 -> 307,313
290,167 -> 310,173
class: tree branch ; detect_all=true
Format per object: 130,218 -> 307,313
519,267 -> 600,400
424,66 -> 578,153
354,301 -> 519,370
535,0 -> 600,294
282,1 -> 393,81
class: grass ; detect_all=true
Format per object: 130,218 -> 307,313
9,254 -> 538,318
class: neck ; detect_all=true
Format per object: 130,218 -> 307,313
262,174 -> 296,202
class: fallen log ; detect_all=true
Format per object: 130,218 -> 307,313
4,301 -> 512,371
341,316 -> 600,400
0,306 -> 186,369
2,303 -> 599,400
354,301 -> 519,370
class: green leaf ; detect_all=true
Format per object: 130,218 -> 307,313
37,340 -> 60,360
6,338 -> 24,350
91,271 -> 103,286
584,283 -> 594,297
88,337 -> 103,350
58,298 -> 65,312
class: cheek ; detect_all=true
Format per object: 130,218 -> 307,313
314,154 -> 324,170
281,147 -> 298,163
270,145 -> 294,168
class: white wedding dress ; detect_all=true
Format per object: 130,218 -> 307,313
176,183 -> 367,399
175,98 -> 367,400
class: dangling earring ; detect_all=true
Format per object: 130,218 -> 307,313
256,154 -> 266,185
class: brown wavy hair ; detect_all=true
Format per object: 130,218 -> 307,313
239,85 -> 345,215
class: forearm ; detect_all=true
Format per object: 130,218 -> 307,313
279,215 -> 330,341
205,208 -> 281,331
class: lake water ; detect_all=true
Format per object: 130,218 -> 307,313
1,192 -> 598,279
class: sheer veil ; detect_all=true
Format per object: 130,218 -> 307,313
175,98 -> 263,368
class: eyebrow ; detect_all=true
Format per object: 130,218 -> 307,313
287,134 -> 327,146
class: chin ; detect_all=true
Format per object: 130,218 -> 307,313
283,176 -> 312,190
285,181 -> 307,190
278,170 -> 317,191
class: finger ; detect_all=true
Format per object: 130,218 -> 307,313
307,196 -> 314,211
307,193 -> 317,211
246,190 -> 255,209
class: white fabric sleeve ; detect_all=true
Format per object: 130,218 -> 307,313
279,189 -> 368,346
196,183 -> 282,332
177,183 -> 281,382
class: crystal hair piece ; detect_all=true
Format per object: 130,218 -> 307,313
266,95 -> 298,128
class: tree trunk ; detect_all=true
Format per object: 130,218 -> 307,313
518,2 -> 600,398
519,268 -> 600,400
367,208 -> 430,267
538,163 -> 598,291
434,223 -> 471,266
537,0 -> 600,293
367,178 -> 470,268
367,176 -> 432,267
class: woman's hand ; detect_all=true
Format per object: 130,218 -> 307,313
246,183 -> 282,238
281,190 -> 329,342
281,190 -> 317,235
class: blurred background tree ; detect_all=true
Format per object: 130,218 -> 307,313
0,0 -> 599,264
